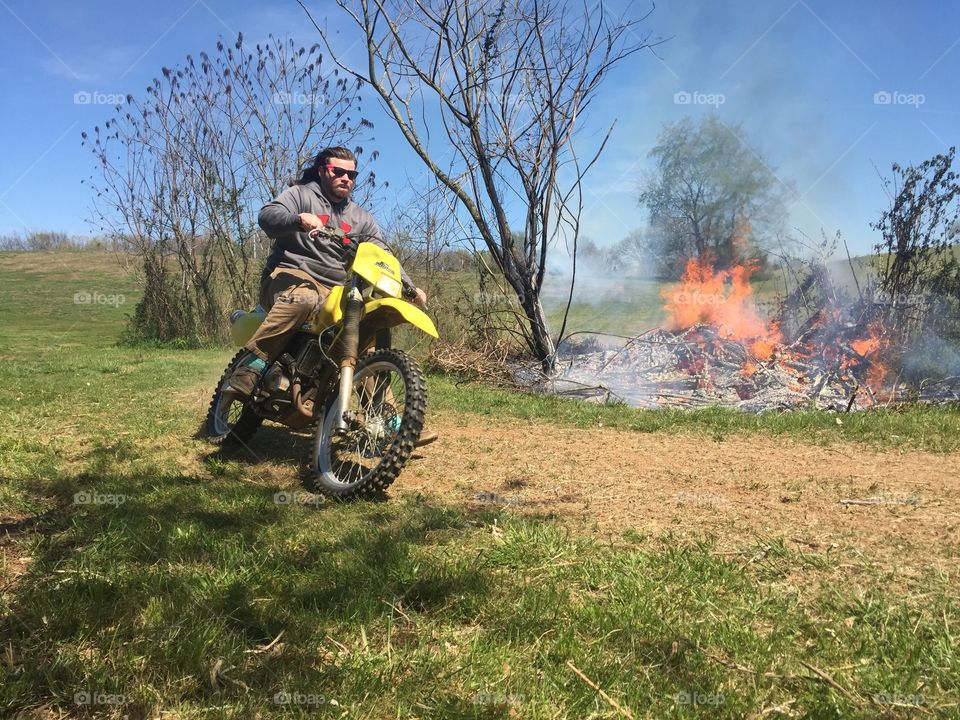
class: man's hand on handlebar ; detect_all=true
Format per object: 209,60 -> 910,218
302,221 -> 427,308
412,287 -> 427,309
299,212 -> 326,231
403,284 -> 428,309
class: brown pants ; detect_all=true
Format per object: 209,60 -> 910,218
244,268 -> 331,362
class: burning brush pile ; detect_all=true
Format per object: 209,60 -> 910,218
548,258 -> 959,412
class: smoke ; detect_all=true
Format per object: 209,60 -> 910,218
900,304 -> 960,381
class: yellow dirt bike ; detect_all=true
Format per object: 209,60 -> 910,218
204,228 -> 438,499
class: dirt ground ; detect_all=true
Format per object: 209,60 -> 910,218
395,411 -> 960,568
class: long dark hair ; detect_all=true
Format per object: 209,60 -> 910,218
295,146 -> 358,185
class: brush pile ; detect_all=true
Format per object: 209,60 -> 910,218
549,323 -> 889,412
539,257 -> 959,412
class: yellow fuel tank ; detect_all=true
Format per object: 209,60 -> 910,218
230,308 -> 266,347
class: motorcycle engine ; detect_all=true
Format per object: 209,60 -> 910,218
261,364 -> 290,394
256,364 -> 293,418
253,333 -> 334,422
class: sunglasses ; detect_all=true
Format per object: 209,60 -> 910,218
324,165 -> 359,181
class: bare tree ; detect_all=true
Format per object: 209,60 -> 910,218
83,33 -> 376,342
381,175 -> 461,297
874,147 -> 960,301
0,231 -> 79,251
872,147 -> 960,346
302,0 -> 656,370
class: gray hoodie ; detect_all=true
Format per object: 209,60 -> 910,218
258,181 -> 411,288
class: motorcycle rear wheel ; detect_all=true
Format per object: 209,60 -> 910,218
307,348 -> 426,499
204,349 -> 264,446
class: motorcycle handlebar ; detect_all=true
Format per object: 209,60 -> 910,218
307,226 -> 379,242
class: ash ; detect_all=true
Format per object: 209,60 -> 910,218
534,325 -> 960,413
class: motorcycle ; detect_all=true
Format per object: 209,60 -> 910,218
204,227 -> 438,499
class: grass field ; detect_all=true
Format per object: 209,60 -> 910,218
1,251 -> 958,719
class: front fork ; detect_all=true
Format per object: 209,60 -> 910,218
335,284 -> 365,431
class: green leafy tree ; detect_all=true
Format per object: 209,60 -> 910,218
639,115 -> 788,276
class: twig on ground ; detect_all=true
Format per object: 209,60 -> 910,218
800,662 -> 862,707
209,658 -> 251,692
839,497 -> 918,506
426,339 -> 517,386
566,660 -> 635,719
244,630 -> 284,654
845,386 -> 858,412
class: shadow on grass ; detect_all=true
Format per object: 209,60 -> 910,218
202,422 -> 434,500
0,463 -> 499,716
201,423 -> 315,467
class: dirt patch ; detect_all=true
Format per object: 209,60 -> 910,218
397,411 -> 960,566
0,512 -> 48,594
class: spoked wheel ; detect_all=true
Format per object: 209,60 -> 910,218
205,349 -> 263,446
308,348 -> 426,499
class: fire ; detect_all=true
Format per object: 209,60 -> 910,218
851,335 -> 881,358
848,322 -> 892,388
662,257 -> 782,358
659,255 -> 895,403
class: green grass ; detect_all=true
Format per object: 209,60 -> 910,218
1,250 -> 958,718
429,376 -> 960,452
5,488 -> 957,718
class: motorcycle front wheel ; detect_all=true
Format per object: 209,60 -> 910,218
308,348 -> 426,499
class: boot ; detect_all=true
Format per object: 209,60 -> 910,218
415,429 -> 439,447
226,365 -> 263,398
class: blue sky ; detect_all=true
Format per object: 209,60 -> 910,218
0,0 -> 957,256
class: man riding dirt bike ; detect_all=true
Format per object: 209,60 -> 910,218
204,146 -> 438,499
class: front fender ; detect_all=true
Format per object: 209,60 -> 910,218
364,297 -> 439,338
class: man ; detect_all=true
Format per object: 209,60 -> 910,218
227,146 -> 437,445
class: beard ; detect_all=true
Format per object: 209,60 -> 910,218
324,180 -> 350,202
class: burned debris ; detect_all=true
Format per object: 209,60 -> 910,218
542,257 -> 959,412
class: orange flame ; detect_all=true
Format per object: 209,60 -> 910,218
662,257 -> 782,359
660,255 -> 896,398
850,322 -> 892,388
